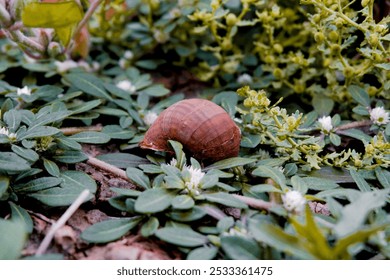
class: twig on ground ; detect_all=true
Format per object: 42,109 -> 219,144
86,155 -> 131,183
35,189 -> 90,255
335,120 -> 372,132
60,124 -> 103,135
233,194 -> 274,210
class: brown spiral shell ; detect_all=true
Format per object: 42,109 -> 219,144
139,99 -> 241,162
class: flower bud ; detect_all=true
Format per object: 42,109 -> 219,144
273,43 -> 283,54
47,42 -> 63,58
328,30 -> 339,42
361,0 -> 371,7
368,33 -> 379,47
226,13 -> 238,26
314,32 -> 325,43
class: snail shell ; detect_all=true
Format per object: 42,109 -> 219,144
139,99 -> 241,162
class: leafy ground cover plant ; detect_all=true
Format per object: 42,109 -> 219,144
0,0 -> 389,260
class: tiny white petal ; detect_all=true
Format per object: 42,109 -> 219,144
370,107 -> 389,125
237,73 -> 253,85
116,80 -> 136,94
55,60 -> 79,73
184,165 -> 205,191
282,190 -> 306,214
123,50 -> 134,60
143,111 -> 159,126
318,116 -> 333,134
16,86 -> 31,96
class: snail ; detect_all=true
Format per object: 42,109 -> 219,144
139,99 -> 241,162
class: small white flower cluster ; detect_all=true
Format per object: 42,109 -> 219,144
318,116 -> 333,134
237,73 -> 253,85
370,107 -> 389,126
16,86 -> 31,96
116,80 -> 136,94
184,165 -> 205,195
282,190 -> 306,214
55,60 -> 99,73
168,159 -> 205,195
143,111 -> 158,126
0,127 -> 17,140
119,51 -> 134,69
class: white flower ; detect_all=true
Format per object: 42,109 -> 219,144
237,73 -> 253,85
370,107 -> 389,125
116,80 -> 136,93
55,60 -> 79,73
168,158 -> 178,167
318,116 -> 333,134
282,190 -> 306,214
143,111 -> 158,126
0,127 -> 17,139
123,50 -> 134,60
184,165 -> 205,192
16,86 -> 31,96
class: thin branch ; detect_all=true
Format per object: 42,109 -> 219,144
35,190 -> 90,256
335,120 -> 372,132
60,124 -> 103,135
87,155 -> 130,182
233,194 -> 274,210
73,0 -> 103,41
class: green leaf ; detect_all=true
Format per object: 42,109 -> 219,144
19,126 -> 60,140
126,167 -> 151,189
11,145 -> 39,163
0,176 -> 10,199
350,170 -> 371,192
337,129 -> 371,142
3,110 -> 22,131
168,206 -> 207,222
312,95 -> 334,116
249,219 -> 313,259
164,175 -> 185,189
221,236 -> 261,260
202,193 -> 248,209
0,219 -> 27,260
64,73 -> 113,101
140,217 -> 159,237
27,171 -> 96,207
53,150 -> 87,163
204,157 -> 256,171
0,152 -> 31,172
97,153 -> 148,169
14,177 -> 62,194
28,110 -> 69,130
69,131 -> 111,144
43,158 -> 60,177
375,168 -> 390,189
55,26 -> 73,46
168,140 -> 186,169
134,188 -> 176,213
155,227 -> 208,247
22,1 -> 83,28
171,195 -> 195,210
81,217 -> 142,243
348,85 -> 371,107
333,189 -> 390,238
56,136 -> 82,150
301,177 -> 339,191
69,100 -> 102,115
252,165 -> 287,189
101,125 -> 135,140
329,133 -> 341,146
138,84 -> 170,97
187,246 -> 218,260
300,166 -> 354,183
9,202 -> 33,234
240,134 -> 261,148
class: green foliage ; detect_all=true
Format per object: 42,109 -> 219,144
0,0 -> 389,260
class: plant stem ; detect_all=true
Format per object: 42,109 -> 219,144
73,0 -> 103,41
335,120 -> 371,132
86,155 -> 131,183
233,194 -> 274,210
35,189 -> 90,255
60,124 -> 103,135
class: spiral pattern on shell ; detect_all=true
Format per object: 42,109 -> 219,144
139,99 -> 241,162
